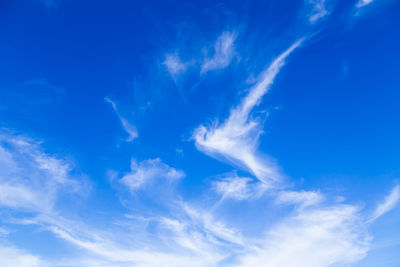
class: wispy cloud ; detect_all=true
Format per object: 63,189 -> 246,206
193,39 -> 303,187
369,185 -> 400,222
0,131 -> 87,266
356,0 -> 374,8
1,6 -> 397,265
201,32 -> 237,74
105,97 -> 138,142
119,158 -> 185,192
181,203 -> 246,246
0,244 -> 42,267
212,175 -> 266,200
0,129 -> 393,267
0,132 -> 80,213
308,0 -> 329,23
21,204 -> 230,266
237,205 -> 370,267
276,190 -> 324,209
163,53 -> 191,80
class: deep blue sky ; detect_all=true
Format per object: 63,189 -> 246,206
0,0 -> 399,266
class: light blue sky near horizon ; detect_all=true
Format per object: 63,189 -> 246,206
0,0 -> 400,266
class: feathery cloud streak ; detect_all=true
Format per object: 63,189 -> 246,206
105,97 -> 138,142
201,32 -> 237,74
0,132 -> 79,213
308,0 -> 329,23
163,31 -> 236,82
369,185 -> 400,222
237,205 -> 370,267
193,39 -> 303,186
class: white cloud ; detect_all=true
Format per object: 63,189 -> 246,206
0,130 -> 382,267
237,205 -> 370,267
163,53 -> 190,80
105,97 -> 138,142
201,32 -> 237,73
213,177 -> 253,200
308,0 -> 329,23
276,190 -> 324,209
0,244 -> 43,267
119,158 -> 185,192
369,185 -> 400,222
33,211 -> 226,267
181,204 -> 246,246
0,132 -> 80,213
356,0 -> 374,8
212,176 -> 266,200
30,199 -> 373,267
193,39 -> 303,186
1,20 -> 397,266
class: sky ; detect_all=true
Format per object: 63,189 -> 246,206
0,0 -> 400,266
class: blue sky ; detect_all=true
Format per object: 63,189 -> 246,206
0,0 -> 400,266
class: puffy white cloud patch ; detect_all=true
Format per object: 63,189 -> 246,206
0,244 -> 42,267
163,53 -> 191,80
119,158 -> 185,192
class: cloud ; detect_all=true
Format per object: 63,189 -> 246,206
162,31 -> 236,85
212,176 -> 266,200
105,97 -> 138,142
28,197 -> 372,267
201,32 -> 237,74
237,205 -> 370,267
181,203 -> 246,246
193,39 -> 303,186
308,0 -> 329,23
276,190 -> 324,209
0,132 -> 80,213
356,0 -> 374,8
26,208 -> 228,267
0,244 -> 43,267
369,185 -> 400,222
1,12 -> 397,266
212,176 -> 253,200
0,130 -> 389,267
119,158 -> 185,192
163,53 -> 191,80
